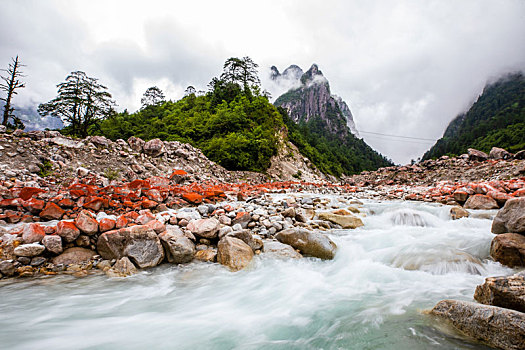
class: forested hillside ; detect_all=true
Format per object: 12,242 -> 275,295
423,72 -> 525,160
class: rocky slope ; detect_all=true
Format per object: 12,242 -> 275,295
423,72 -> 525,160
273,64 -> 357,138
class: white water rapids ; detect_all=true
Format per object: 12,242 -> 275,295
0,199 -> 515,349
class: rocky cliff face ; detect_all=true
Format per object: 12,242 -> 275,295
272,64 -> 358,138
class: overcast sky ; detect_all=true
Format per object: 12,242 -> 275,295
1,0 -> 524,164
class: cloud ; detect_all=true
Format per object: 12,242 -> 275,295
1,0 -> 524,163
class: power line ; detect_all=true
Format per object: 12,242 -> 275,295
357,130 -> 438,141
362,134 -> 436,145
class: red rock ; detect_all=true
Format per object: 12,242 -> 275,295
0,198 -> 20,208
83,197 -> 105,211
58,198 -> 76,208
141,199 -> 158,209
74,210 -> 99,235
115,216 -> 129,229
56,221 -> 81,243
123,211 -> 139,220
488,191 -> 512,206
127,179 -> 150,190
22,223 -> 45,243
19,187 -> 46,201
144,189 -> 163,202
69,189 -> 86,199
22,198 -> 45,214
99,218 -> 116,232
39,202 -> 65,220
464,194 -> 499,210
182,192 -> 203,204
43,225 -> 56,234
513,188 -> 525,197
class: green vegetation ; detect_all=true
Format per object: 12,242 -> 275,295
95,57 -> 282,172
103,168 -> 121,181
280,107 -> 391,177
37,160 -> 54,178
423,72 -> 525,159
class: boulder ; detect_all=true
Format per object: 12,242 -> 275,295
56,221 -> 81,243
490,233 -> 525,267
51,247 -> 96,265
42,235 -> 63,254
106,257 -> 137,277
228,229 -> 263,251
489,147 -> 512,160
97,225 -> 164,268
275,228 -> 337,260
453,190 -> 469,203
429,299 -> 525,350
318,212 -> 363,229
186,218 -> 220,239
262,240 -> 303,259
21,223 -> 45,243
468,148 -> 488,162
89,135 -> 111,147
127,136 -> 145,152
39,202 -> 65,220
194,248 -> 217,262
14,243 -> 45,257
159,227 -> 195,264
143,138 -> 165,157
74,210 -> 99,235
232,212 -> 252,229
463,194 -> 498,210
0,260 -> 16,276
474,274 -> 525,313
217,236 -> 254,271
450,206 -> 470,220
492,198 -> 525,234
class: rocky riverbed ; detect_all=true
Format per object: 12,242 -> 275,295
1,130 -> 525,349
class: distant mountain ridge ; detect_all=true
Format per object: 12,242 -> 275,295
271,64 -> 391,176
423,72 -> 525,160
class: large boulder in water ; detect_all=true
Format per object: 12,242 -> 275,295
275,228 -> 337,260
429,299 -> 525,350
492,198 -> 525,234
97,225 -> 164,268
463,194 -> 498,210
318,212 -> 363,229
217,236 -> 253,271
474,274 -> 525,313
490,233 -> 525,267
262,240 -> 302,259
106,257 -> 137,277
159,226 -> 195,264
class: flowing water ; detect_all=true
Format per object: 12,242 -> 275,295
0,199 -> 515,349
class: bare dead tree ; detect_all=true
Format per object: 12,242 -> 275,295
0,56 -> 26,126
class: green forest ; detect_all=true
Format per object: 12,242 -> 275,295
423,72 -> 525,160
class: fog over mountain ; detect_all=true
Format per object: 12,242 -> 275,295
1,0 -> 524,163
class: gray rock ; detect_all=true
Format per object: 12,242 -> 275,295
429,299 -> 525,350
143,138 -> 165,157
51,247 -> 96,265
106,257 -> 137,277
490,233 -> 525,267
14,243 -> 45,257
464,194 -> 499,210
468,148 -> 488,161
232,212 -> 251,229
474,274 -> 525,313
127,136 -> 145,152
217,236 -> 254,271
186,218 -> 220,239
262,241 -> 303,259
227,229 -> 263,251
42,235 -> 63,255
97,225 -> 164,268
30,256 -> 46,266
492,198 -> 525,234
450,206 -> 470,220
275,228 -> 337,260
219,226 -> 233,239
159,227 -> 195,264
489,147 -> 513,160
0,260 -> 16,276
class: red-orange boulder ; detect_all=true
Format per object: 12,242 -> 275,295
56,221 -> 81,243
74,210 -> 99,235
39,202 -> 65,220
22,223 -> 45,243
182,192 -> 203,204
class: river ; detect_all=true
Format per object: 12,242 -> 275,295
0,199 -> 514,349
